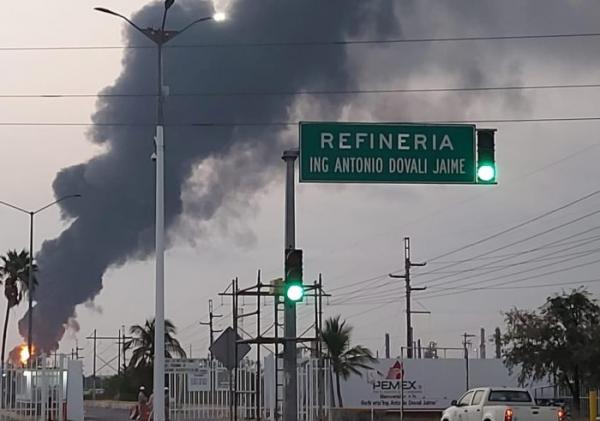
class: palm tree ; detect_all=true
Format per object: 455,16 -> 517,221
0,249 -> 38,369
125,318 -> 186,369
320,315 -> 375,408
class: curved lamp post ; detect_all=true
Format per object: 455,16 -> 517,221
95,3 -> 224,419
0,194 -> 81,364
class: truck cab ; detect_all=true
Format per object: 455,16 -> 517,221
442,388 -> 565,421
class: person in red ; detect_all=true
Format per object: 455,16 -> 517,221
130,386 -> 149,420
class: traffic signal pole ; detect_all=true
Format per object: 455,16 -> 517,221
282,149 -> 299,421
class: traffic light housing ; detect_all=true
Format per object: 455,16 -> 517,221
476,129 -> 497,184
284,248 -> 304,302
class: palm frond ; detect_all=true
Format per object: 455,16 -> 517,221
126,317 -> 185,369
321,316 -> 375,379
0,249 -> 38,304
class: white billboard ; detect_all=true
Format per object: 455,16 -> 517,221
340,358 -> 547,411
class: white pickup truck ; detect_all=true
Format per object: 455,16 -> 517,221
441,388 -> 565,421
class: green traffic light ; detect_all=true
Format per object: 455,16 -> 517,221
477,164 -> 495,182
286,283 -> 304,302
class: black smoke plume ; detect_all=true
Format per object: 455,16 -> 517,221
22,0 -> 599,352
18,0 -> 399,351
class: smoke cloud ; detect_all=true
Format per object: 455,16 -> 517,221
18,0 -> 399,351
19,0 -> 600,352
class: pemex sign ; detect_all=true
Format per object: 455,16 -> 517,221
299,122 -> 477,184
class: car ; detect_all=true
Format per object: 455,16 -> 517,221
441,387 -> 565,421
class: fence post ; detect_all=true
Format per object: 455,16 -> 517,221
58,355 -> 64,421
589,390 -> 598,421
41,353 -> 48,420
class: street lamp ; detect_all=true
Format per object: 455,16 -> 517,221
213,12 -> 227,22
95,3 -> 224,419
0,194 -> 81,363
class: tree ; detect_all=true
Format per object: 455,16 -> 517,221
0,249 -> 38,369
320,315 -> 375,408
502,289 -> 600,413
125,318 -> 186,369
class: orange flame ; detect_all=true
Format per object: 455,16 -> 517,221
19,344 -> 30,365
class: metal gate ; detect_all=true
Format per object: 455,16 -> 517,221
297,358 -> 331,421
166,357 -> 330,421
167,358 -> 255,420
0,355 -> 68,419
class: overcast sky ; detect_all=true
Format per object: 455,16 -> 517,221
1,0 -> 600,375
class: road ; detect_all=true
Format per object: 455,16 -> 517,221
85,406 -> 130,420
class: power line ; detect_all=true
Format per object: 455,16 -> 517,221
450,278 -> 600,291
178,316 -> 208,335
329,278 -> 394,302
329,266 -> 600,320
422,245 -> 600,274
1,83 -> 599,99
327,274 -> 388,294
419,257 -> 600,301
414,188 -> 600,269
414,223 -> 600,287
333,240 -> 593,303
419,208 -> 600,288
337,232 -> 600,304
3,116 -> 600,128
425,230 -> 600,265
2,31 -> 600,51
420,248 -> 600,297
330,188 -> 600,300
333,243 -> 600,304
336,276 -> 600,308
345,300 -> 397,320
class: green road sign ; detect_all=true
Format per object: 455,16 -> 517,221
299,122 -> 477,184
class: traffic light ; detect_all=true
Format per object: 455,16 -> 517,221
284,248 -> 304,302
476,129 -> 497,184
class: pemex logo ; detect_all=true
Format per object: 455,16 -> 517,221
371,360 -> 419,392
386,360 -> 404,380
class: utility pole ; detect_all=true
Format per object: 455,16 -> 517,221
390,237 -> 427,359
92,329 -> 97,401
73,340 -> 83,360
122,326 -> 127,371
86,331 -> 132,392
200,299 -> 223,360
463,332 -> 476,390
117,329 -> 121,375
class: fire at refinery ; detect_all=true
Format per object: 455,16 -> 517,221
8,343 -> 34,367
19,345 -> 30,365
